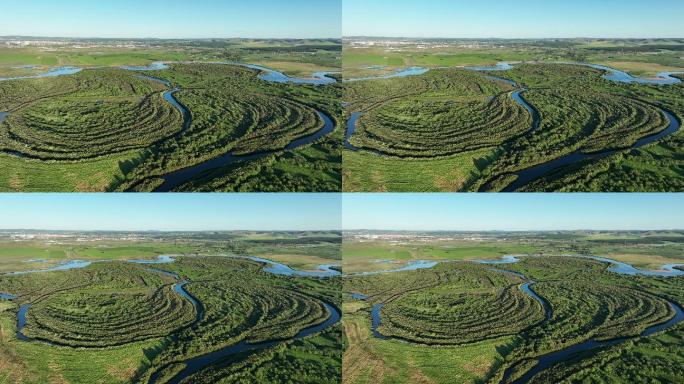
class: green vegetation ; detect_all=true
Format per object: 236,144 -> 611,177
0,231 -> 342,384
1,69 -> 181,160
0,41 -> 341,192
343,38 -> 684,192
346,70 -> 529,157
348,263 -> 544,345
343,231 -> 684,384
344,63 -> 684,192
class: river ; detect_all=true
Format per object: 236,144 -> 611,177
347,254 -> 684,383
0,62 -> 338,190
1,254 -> 341,382
343,62 -> 682,190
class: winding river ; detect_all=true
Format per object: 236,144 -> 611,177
343,62 -> 683,191
0,254 -> 341,382
502,108 -> 681,191
505,300 -> 684,384
0,62 -> 338,190
353,260 -> 552,343
153,110 -> 335,192
346,254 -> 684,383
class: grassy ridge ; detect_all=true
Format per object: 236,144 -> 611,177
343,63 -> 684,192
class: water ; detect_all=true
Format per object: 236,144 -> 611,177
0,112 -> 7,123
484,74 -> 517,87
345,66 -> 429,82
119,62 -> 169,71
347,260 -> 439,276
236,63 -> 338,85
503,109 -> 680,191
154,302 -> 341,384
128,255 -> 176,264
465,62 -> 514,71
134,74 -> 171,87
587,256 -> 684,277
146,268 -> 180,279
244,256 -> 341,278
0,66 -> 82,81
370,304 -> 388,339
510,90 -> 541,132
584,64 -> 682,85
351,293 -> 369,300
0,292 -> 17,300
507,301 -> 684,384
16,304 -> 31,341
474,255 -> 522,265
174,281 -> 204,323
7,260 -> 92,275
154,110 -> 335,192
344,112 -> 362,151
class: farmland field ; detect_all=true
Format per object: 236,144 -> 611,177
0,39 -> 341,192
342,230 -> 684,384
0,230 -> 342,384
343,38 -> 684,192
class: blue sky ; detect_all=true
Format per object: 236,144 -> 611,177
0,194 -> 341,231
0,0 -> 341,39
343,194 -> 684,231
343,0 -> 684,38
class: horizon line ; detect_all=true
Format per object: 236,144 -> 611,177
342,35 -> 684,40
0,228 -> 341,233
0,35 -> 341,41
343,229 -> 684,232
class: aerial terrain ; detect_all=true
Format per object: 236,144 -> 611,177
343,38 -> 684,192
342,230 -> 684,383
0,37 -> 342,192
0,230 -> 342,384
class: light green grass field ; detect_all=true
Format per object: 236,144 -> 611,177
343,149 -> 492,192
0,151 -> 140,192
343,302 -> 513,384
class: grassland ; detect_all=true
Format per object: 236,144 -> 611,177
0,231 -> 342,384
0,41 -> 341,192
343,63 -> 684,192
343,231 -> 684,384
342,38 -> 684,192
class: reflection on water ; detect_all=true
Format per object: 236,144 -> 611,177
347,260 -> 438,276
128,255 -> 176,264
474,255 -> 522,264
245,256 -> 341,277
588,256 -> 684,277
0,66 -> 82,81
345,66 -> 429,82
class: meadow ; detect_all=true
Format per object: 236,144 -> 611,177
0,41 -> 341,192
0,231 -> 342,384
343,61 -> 684,192
342,230 -> 684,383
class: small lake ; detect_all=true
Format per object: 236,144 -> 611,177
587,256 -> 684,277
474,255 -> 522,264
347,260 -> 439,276
244,256 -> 341,278
7,260 -> 92,275
128,255 -> 176,264
345,66 -> 430,82
0,66 -> 82,81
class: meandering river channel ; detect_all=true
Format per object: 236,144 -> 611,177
0,62 -> 338,191
0,254 -> 341,383
344,62 -> 682,191
346,254 -> 684,383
